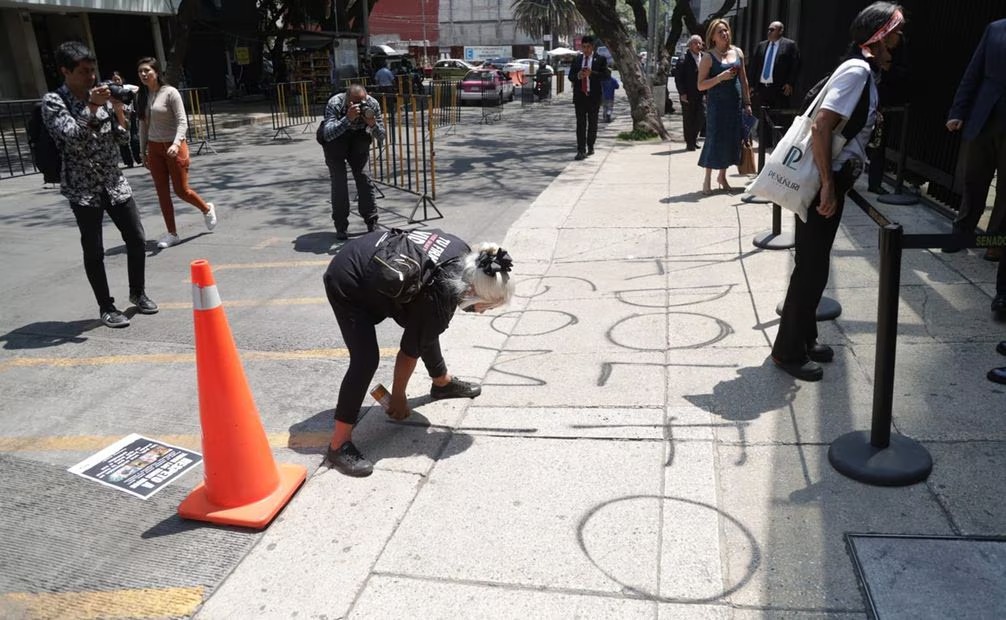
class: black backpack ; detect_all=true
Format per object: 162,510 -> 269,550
365,229 -> 459,305
27,91 -> 70,184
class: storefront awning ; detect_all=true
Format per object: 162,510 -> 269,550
0,0 -> 178,16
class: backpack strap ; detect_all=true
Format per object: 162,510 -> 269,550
840,76 -> 872,142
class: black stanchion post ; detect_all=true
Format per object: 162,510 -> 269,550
752,106 -> 796,250
828,223 -> 932,486
877,104 -> 919,205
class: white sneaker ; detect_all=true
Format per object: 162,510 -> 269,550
204,203 -> 217,231
157,232 -> 180,249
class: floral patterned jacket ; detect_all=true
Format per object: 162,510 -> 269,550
41,85 -> 132,207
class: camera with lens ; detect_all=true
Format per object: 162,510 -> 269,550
98,80 -> 135,105
357,101 -> 376,120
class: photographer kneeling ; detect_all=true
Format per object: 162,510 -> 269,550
319,84 -> 386,241
322,229 -> 514,476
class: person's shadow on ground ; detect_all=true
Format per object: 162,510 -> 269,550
0,320 -> 101,350
288,396 -> 474,468
684,359 -> 799,422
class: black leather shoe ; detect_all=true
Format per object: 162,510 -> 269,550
772,357 -> 823,382
984,247 -> 1003,262
992,294 -> 1006,313
574,151 -> 586,161
868,185 -> 889,195
988,367 -> 1006,385
942,225 -> 966,253
997,341 -> 1006,356
335,230 -> 348,241
326,441 -> 373,477
129,292 -> 159,315
587,146 -> 594,156
366,217 -> 378,233
807,342 -> 834,363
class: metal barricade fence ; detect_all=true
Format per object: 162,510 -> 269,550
370,92 -> 441,223
177,87 -> 217,155
270,80 -> 317,140
0,99 -> 38,180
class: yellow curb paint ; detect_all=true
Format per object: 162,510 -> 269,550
0,431 -> 333,453
0,586 -> 204,620
157,297 -> 327,310
0,348 -> 398,371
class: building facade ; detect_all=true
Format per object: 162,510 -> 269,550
0,0 -> 175,100
438,0 -> 537,53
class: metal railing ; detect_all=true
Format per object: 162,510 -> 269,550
0,99 -> 39,179
177,87 -> 217,155
270,81 -> 318,140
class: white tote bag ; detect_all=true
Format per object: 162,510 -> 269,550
745,59 -> 870,222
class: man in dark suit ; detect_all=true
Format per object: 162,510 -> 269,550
674,34 -> 705,151
748,21 -> 801,146
568,35 -> 610,160
946,19 -> 1006,314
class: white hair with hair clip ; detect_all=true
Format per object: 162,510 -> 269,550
454,242 -> 515,310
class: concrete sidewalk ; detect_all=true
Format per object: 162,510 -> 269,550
194,129 -> 1006,617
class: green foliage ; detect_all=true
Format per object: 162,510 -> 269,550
617,128 -> 659,141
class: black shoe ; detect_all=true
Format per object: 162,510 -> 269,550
868,185 -> 889,195
988,367 -> 1006,385
983,247 -> 1002,262
997,341 -> 1006,356
686,145 -> 697,151
942,225 -> 965,253
587,146 -> 594,156
100,306 -> 130,328
366,217 -> 378,233
807,342 -> 834,363
335,230 -> 349,241
430,376 -> 482,400
129,292 -> 159,315
992,294 -> 1006,313
574,151 -> 586,161
326,441 -> 373,477
772,357 -> 823,382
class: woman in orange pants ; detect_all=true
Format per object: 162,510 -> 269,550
136,57 -> 216,249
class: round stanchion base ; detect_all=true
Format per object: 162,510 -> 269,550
753,230 -> 796,250
776,296 -> 842,321
741,193 -> 772,204
877,192 -> 920,206
828,430 -> 933,486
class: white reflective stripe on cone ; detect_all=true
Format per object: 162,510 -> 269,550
192,284 -> 222,310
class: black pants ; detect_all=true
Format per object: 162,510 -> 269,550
753,86 -> 790,148
772,163 -> 858,363
573,95 -> 600,153
955,117 -> 1006,237
71,194 -> 146,311
326,284 -> 447,425
325,131 -> 377,233
681,98 -> 706,149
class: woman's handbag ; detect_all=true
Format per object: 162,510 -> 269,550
744,59 -> 870,221
737,141 -> 756,175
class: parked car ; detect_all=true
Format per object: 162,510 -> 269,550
431,59 -> 476,81
457,69 -> 515,105
513,58 -> 554,75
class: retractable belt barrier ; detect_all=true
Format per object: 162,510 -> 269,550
370,92 -> 442,223
829,191 -> 1004,486
270,81 -> 317,140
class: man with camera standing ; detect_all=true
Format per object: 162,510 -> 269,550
320,84 -> 386,241
568,35 -> 610,161
41,41 -> 156,328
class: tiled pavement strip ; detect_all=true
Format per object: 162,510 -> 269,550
198,117 -> 1004,615
2,89 -> 1004,618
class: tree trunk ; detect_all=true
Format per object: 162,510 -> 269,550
166,0 -> 199,86
573,0 -> 668,139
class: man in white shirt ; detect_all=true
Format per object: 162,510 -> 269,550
748,21 -> 801,146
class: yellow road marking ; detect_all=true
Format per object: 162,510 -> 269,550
157,296 -> 327,310
0,348 -> 399,371
0,586 -> 204,620
0,431 -> 333,453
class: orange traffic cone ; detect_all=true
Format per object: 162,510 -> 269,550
178,259 -> 306,529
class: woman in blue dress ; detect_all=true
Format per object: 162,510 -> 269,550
697,19 -> 753,195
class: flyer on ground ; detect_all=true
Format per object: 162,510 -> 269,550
68,434 -> 202,500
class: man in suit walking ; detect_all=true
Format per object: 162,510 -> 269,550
674,35 -> 705,151
946,18 -> 1006,314
568,35 -> 610,161
748,21 -> 801,146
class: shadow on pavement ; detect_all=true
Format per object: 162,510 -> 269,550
0,319 -> 100,349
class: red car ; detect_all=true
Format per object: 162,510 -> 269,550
457,70 -> 515,105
